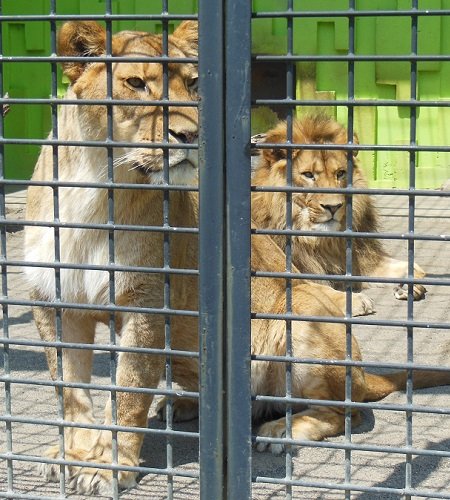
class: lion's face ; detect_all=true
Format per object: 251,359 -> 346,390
255,115 -> 363,232
290,148 -> 348,232
58,21 -> 199,185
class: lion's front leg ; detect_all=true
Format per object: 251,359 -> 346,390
365,256 -> 427,301
67,313 -> 165,496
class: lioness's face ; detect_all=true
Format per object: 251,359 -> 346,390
259,116 -> 360,232
58,21 -> 199,185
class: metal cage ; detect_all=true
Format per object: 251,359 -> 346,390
1,1 -> 450,499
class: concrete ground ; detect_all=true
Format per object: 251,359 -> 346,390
1,190 -> 450,499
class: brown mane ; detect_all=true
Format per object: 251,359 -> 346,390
252,114 -> 388,287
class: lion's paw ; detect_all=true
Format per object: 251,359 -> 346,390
352,293 -> 375,317
156,397 -> 198,422
256,420 -> 287,456
38,445 -> 61,482
394,284 -> 427,301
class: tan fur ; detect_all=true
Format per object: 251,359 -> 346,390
26,24 -> 441,492
24,21 -> 199,495
249,225 -> 450,454
252,114 -> 427,301
162,223 -> 450,455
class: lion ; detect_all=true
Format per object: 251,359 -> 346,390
159,223 -> 450,456
251,114 -> 427,301
24,20 -> 200,495
250,228 -> 450,454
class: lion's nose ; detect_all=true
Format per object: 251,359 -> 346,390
321,203 -> 343,216
169,129 -> 198,144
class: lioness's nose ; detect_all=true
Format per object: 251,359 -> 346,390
169,129 -> 198,144
321,203 -> 343,216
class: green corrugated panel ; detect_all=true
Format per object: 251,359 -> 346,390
1,0 -> 197,180
2,0 -> 449,187
251,0 -> 450,188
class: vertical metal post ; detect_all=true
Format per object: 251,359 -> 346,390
405,2 -> 418,498
198,0 -> 226,498
199,0 -> 252,498
224,0 -> 252,497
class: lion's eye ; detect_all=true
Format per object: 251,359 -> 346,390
336,170 -> 346,179
302,171 -> 314,179
126,77 -> 147,90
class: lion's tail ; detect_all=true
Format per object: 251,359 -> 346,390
363,370 -> 450,402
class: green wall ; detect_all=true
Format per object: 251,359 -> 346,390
3,0 -> 450,188
252,0 -> 450,188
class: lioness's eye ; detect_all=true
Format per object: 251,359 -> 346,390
302,171 -> 314,179
187,77 -> 198,92
336,170 -> 346,179
126,77 -> 147,90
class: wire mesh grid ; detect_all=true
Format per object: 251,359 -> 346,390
249,1 -> 450,499
0,1 -> 449,499
0,2 -> 201,499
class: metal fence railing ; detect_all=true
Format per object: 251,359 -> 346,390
1,1 -> 450,499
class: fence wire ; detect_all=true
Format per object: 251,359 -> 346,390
0,1 -> 449,500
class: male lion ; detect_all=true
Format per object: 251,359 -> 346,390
252,114 -> 427,301
160,224 -> 449,456
251,229 -> 450,454
24,20 -> 199,494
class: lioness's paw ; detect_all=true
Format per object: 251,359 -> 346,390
38,445 -> 138,495
352,293 -> 375,317
394,284 -> 427,301
68,463 -> 137,496
256,421 -> 287,456
37,445 -> 60,482
156,397 -> 199,422
37,445 -> 88,484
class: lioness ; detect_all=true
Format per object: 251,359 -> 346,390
24,20 -> 200,494
252,114 -> 427,301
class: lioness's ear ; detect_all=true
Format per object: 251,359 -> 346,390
58,21 -> 106,83
172,21 -> 198,56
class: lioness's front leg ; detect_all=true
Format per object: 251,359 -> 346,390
67,312 -> 165,495
32,296 -> 99,481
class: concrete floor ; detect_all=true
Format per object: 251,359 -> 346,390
1,190 -> 450,499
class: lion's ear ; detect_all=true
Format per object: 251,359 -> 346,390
261,128 -> 288,164
58,21 -> 106,83
172,21 -> 198,57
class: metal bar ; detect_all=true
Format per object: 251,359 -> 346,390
0,0 -> 13,492
252,9 -> 450,18
198,0 -> 226,497
225,0 -> 252,497
283,2 -> 295,497
344,2 -> 356,496
405,4 -> 419,498
254,476 -> 450,499
160,6 -> 174,498
48,0 -> 66,494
